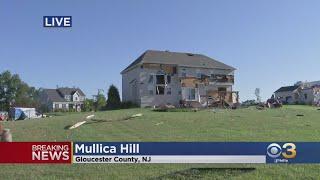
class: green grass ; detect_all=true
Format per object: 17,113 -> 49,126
1,105 -> 320,179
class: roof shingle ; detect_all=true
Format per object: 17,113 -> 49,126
274,86 -> 299,93
121,50 -> 236,73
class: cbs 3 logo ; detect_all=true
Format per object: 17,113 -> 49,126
267,143 -> 296,159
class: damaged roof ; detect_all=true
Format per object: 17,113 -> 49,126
121,50 -> 236,73
274,85 -> 299,93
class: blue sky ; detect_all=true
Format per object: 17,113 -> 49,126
1,0 -> 320,101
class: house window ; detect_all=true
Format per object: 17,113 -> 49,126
188,88 -> 196,100
156,86 -> 165,95
304,94 -> 308,99
148,75 -> 154,84
173,67 -> 177,74
62,104 -> 66,109
55,104 -> 59,109
182,88 -> 197,101
65,95 -> 71,101
167,87 -> 171,95
155,74 -> 165,95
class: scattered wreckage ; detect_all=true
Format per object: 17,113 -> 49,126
256,98 -> 283,110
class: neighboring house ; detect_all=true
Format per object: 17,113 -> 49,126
274,86 -> 300,104
121,50 -> 238,107
40,88 -> 86,112
274,81 -> 320,105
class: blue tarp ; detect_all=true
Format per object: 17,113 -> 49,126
10,108 -> 28,120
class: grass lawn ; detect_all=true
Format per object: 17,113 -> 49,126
1,105 -> 320,179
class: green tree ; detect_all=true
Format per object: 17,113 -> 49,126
0,70 -> 40,111
106,85 -> 121,110
84,99 -> 94,112
94,90 -> 106,111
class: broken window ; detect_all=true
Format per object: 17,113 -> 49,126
173,67 -> 177,74
155,74 -> 165,95
218,87 -> 227,92
156,75 -> 165,84
156,86 -> 165,95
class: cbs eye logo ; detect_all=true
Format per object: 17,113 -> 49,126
267,143 -> 296,159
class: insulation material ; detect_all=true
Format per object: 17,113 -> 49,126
181,78 -> 197,88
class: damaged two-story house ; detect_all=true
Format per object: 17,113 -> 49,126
40,87 -> 86,112
121,50 -> 239,107
274,81 -> 320,105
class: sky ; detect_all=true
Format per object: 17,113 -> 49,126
1,0 -> 320,101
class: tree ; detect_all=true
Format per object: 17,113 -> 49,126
106,85 -> 121,110
83,99 -> 94,112
94,90 -> 106,111
0,70 -> 40,111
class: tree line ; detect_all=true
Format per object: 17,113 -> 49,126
0,70 -> 136,112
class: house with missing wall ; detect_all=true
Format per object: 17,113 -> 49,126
121,50 -> 238,107
40,88 -> 86,111
274,81 -> 320,105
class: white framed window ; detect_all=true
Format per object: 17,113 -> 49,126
182,88 -> 197,101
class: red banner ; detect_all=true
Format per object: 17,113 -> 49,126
0,142 -> 72,163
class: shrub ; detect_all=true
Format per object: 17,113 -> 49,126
106,85 -> 121,110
